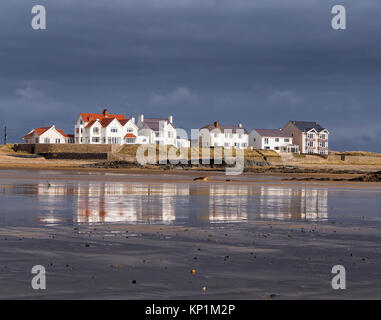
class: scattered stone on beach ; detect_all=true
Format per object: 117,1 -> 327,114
350,171 -> 381,182
193,176 -> 210,182
191,269 -> 196,274
202,286 -> 207,292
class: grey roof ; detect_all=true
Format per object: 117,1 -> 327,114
254,129 -> 292,138
141,118 -> 174,131
290,121 -> 326,132
201,124 -> 248,134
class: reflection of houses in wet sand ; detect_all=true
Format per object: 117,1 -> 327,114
259,187 -> 328,220
75,183 -> 190,224
207,185 -> 249,223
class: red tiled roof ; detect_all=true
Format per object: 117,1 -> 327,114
23,126 -> 52,139
124,133 -> 137,138
100,118 -> 116,127
85,118 -> 129,128
23,126 -> 70,139
80,113 -> 125,122
85,120 -> 97,128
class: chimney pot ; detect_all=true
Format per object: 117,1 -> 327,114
168,115 -> 173,124
238,122 -> 242,128
139,114 -> 144,123
214,121 -> 219,128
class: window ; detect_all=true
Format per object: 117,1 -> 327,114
127,128 -> 133,133
92,137 -> 100,143
76,128 -> 79,134
308,141 -> 314,147
55,139 -> 61,144
224,143 -> 230,147
320,134 -> 326,139
93,127 -> 99,134
35,138 -> 39,143
307,133 -> 314,139
111,128 -> 118,133
264,138 -> 269,144
238,134 -> 242,139
168,132 -> 173,138
155,132 -> 160,138
274,146 -> 279,150
214,133 -> 218,138
44,138 -> 50,143
265,146 -> 270,150
108,137 -> 121,144
241,143 -> 247,148
126,138 -> 136,144
275,138 -> 279,142
284,138 -> 290,142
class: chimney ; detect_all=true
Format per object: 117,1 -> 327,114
139,114 -> 144,123
131,116 -> 135,124
238,122 -> 242,128
214,121 -> 219,128
168,115 -> 173,124
103,109 -> 109,117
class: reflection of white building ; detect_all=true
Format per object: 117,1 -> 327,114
207,185 -> 249,223
74,183 -> 190,224
259,187 -> 328,220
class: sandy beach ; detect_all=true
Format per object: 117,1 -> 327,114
0,166 -> 381,299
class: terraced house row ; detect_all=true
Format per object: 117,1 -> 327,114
23,109 -> 329,154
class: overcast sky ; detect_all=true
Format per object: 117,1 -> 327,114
0,0 -> 380,151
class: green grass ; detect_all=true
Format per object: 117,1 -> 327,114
0,144 -> 16,154
341,151 -> 381,157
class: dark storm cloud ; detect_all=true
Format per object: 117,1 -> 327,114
0,0 -> 380,151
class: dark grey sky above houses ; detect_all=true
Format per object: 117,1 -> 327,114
0,0 -> 380,151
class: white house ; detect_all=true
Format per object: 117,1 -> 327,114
74,109 -> 140,145
137,115 -> 177,146
23,125 -> 73,144
282,121 -> 329,154
199,121 -> 249,149
249,129 -> 299,153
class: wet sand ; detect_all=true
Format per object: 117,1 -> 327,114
1,220 -> 381,299
0,169 -> 381,299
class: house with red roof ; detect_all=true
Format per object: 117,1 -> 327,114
74,109 -> 139,145
23,125 -> 74,144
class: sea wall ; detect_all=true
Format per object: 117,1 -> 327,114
14,144 -> 122,154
